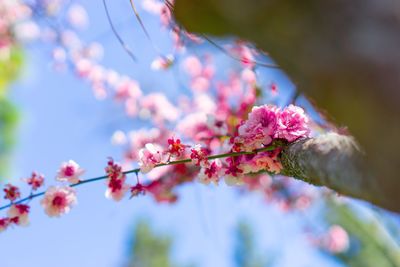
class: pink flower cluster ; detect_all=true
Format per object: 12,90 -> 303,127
235,104 -> 310,151
0,162 -> 83,232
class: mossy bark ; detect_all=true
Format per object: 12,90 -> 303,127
281,133 -> 398,212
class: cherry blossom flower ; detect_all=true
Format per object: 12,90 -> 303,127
224,158 -> 244,186
270,82 -> 278,96
105,159 -> 129,201
276,105 -> 310,142
130,183 -> 146,198
252,152 -> 283,174
56,160 -> 85,184
140,93 -> 180,123
151,54 -> 174,70
190,144 -> 210,167
3,184 -> 21,202
7,204 -> 30,226
183,56 -> 214,92
25,172 -> 44,191
323,225 -> 350,253
235,105 -> 279,151
41,186 -> 77,217
67,4 -> 88,30
198,160 -> 222,185
105,176 -> 129,201
0,218 -> 10,233
167,137 -> 187,158
138,143 -> 163,173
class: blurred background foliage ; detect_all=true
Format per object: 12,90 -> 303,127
0,45 -> 23,178
125,205 -> 400,267
126,220 -> 194,267
323,199 -> 400,267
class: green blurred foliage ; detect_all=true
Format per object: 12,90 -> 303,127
234,221 -> 274,267
126,220 -> 195,267
0,46 -> 23,177
324,199 -> 400,267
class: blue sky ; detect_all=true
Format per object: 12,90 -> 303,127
0,1 -> 343,267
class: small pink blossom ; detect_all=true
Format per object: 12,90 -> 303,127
235,105 -> 279,151
56,160 -> 85,184
25,172 -> 44,191
140,93 -> 180,123
7,204 -> 30,226
190,144 -> 210,167
231,43 -> 256,68
105,159 -> 129,201
183,56 -> 214,92
130,183 -> 146,198
151,55 -> 174,70
138,143 -> 163,173
198,160 -> 222,185
167,138 -> 187,158
0,218 -> 10,232
67,4 -> 88,30
324,225 -> 350,254
3,184 -> 20,202
41,186 -> 77,217
276,105 -> 310,142
252,152 -> 283,174
105,177 -> 129,201
224,158 -> 244,186
115,79 -> 142,101
183,56 -> 202,76
270,82 -> 278,96
241,68 -> 256,85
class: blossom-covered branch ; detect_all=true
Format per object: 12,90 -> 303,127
0,104 -> 311,232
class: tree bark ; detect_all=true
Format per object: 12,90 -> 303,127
281,133 -> 398,212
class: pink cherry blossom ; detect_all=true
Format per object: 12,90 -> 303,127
224,158 -> 244,186
3,184 -> 21,202
198,160 -> 222,185
167,137 -> 187,158
151,55 -> 174,70
105,177 -> 129,201
67,4 -> 88,30
130,183 -> 146,198
56,160 -> 85,184
324,225 -> 350,253
276,105 -> 310,142
0,218 -> 10,232
252,152 -> 283,174
190,144 -> 210,167
105,159 -> 129,201
7,204 -> 30,226
138,143 -> 163,173
25,172 -> 45,191
235,105 -> 279,151
41,186 -> 77,217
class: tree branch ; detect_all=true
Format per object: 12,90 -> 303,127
281,133 -> 397,212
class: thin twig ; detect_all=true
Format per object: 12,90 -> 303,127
129,0 -> 163,55
201,35 -> 280,69
0,144 -> 280,211
102,0 -> 137,62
